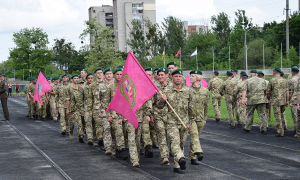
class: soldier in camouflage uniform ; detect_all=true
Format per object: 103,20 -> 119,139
39,93 -> 48,120
104,68 -> 128,160
25,78 -> 32,118
267,68 -> 289,137
152,67 -> 172,166
56,74 -> 69,135
257,71 -> 271,123
158,69 -> 193,174
69,78 -> 85,143
288,68 -> 299,132
288,64 -> 300,80
235,72 -> 248,125
207,71 -> 223,122
242,69 -> 268,134
48,76 -> 59,121
231,69 -> 242,124
167,62 -> 186,85
81,73 -> 94,146
219,71 -> 237,128
28,76 -> 41,120
188,70 -> 209,165
295,76 -> 300,138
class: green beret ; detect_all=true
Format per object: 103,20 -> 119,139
226,71 -> 233,76
257,71 -> 264,75
154,67 -> 161,71
46,75 -> 50,78
240,71 -> 247,76
231,69 -> 238,73
113,68 -> 123,74
52,76 -> 59,80
189,70 -> 202,75
94,67 -> 102,73
81,69 -> 88,73
291,64 -> 299,68
117,65 -> 124,69
157,67 -> 169,75
281,72 -> 284,76
59,78 -> 62,81
77,79 -> 84,84
62,74 -> 68,78
171,69 -> 183,76
274,68 -> 282,74
250,69 -> 257,73
32,76 -> 37,80
86,73 -> 94,78
167,61 -> 177,67
46,77 -> 50,80
103,67 -> 112,74
214,71 -> 219,75
292,67 -> 299,73
242,73 -> 248,77
72,74 -> 79,79
29,77 -> 32,81
144,67 -> 153,71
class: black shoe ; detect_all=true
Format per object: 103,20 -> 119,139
152,144 -> 159,149
178,158 -> 186,170
216,118 -> 220,122
261,130 -> 267,135
173,168 -> 185,174
144,145 -> 153,158
140,149 -> 145,155
229,125 -> 235,129
88,139 -> 94,146
121,148 -> 128,160
243,128 -> 250,133
61,131 -> 66,135
37,116 -> 40,120
191,159 -> 200,165
98,138 -> 104,147
42,118 -> 45,121
78,136 -> 84,143
194,152 -> 203,161
275,134 -> 284,137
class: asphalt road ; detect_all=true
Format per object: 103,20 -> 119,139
1,95 -> 300,180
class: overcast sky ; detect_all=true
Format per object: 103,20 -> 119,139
0,0 -> 298,62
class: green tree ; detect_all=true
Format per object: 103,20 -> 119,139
288,46 -> 299,64
9,27 -> 54,79
79,18 -> 123,72
211,12 -> 231,51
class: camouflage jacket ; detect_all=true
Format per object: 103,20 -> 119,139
104,79 -> 121,119
232,75 -> 240,82
24,83 -> 30,95
219,77 -> 237,103
267,76 -> 288,106
288,76 -> 299,104
189,86 -> 209,122
235,80 -> 246,102
81,83 -> 91,112
288,73 -> 300,80
207,77 -> 223,99
70,84 -> 82,113
152,81 -> 172,122
242,76 -> 267,105
56,83 -> 68,108
28,83 -> 36,96
136,98 -> 152,123
49,83 -> 59,100
157,85 -> 193,126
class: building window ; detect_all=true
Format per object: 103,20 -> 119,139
93,10 -> 96,13
105,13 -> 113,17
106,19 -> 113,23
132,10 -> 138,13
138,3 -> 143,7
138,10 -> 143,13
132,4 -> 137,7
133,16 -> 143,20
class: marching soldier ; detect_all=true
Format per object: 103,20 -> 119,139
257,71 -> 271,122
231,69 -> 241,125
235,72 -> 248,125
207,71 -> 223,122
288,64 -> 300,79
28,76 -> 41,120
48,76 -> 59,122
167,62 -> 186,85
219,71 -> 237,128
25,77 -> 32,118
57,74 -> 69,135
288,68 -> 299,132
267,68 -> 289,137
0,74 -> 9,120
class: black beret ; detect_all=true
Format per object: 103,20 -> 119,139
94,67 -> 102,73
189,70 -> 202,75
157,67 -> 169,75
103,67 -> 112,74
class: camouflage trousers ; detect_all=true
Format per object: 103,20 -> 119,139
69,111 -> 84,138
189,121 -> 204,159
124,121 -> 140,163
102,112 -> 115,152
225,101 -> 235,126
50,97 -> 58,120
31,101 -> 41,116
39,100 -> 47,118
291,104 -> 297,131
59,107 -> 68,132
93,111 -> 103,140
244,104 -> 267,131
84,112 -> 93,140
112,118 -> 125,150
154,119 -> 169,162
142,121 -> 153,147
149,122 -> 157,144
238,100 -> 247,125
167,123 -> 188,168
46,101 -> 51,117
212,98 -> 221,119
233,101 -> 241,124
273,105 -> 286,136
266,103 -> 271,126
27,99 -> 32,116
296,110 -> 300,135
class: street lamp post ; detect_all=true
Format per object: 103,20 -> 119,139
244,28 -> 252,73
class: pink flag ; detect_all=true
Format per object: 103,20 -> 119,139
106,51 -> 159,128
186,74 -> 208,88
175,49 -> 181,57
33,72 -> 52,105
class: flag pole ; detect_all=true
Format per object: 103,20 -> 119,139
180,47 -> 181,69
196,47 -> 198,70
164,47 -> 166,67
213,47 -> 214,71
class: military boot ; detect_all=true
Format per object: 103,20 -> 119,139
173,168 -> 185,174
194,152 -> 204,161
120,148 -> 128,160
88,139 -> 93,146
144,145 -> 153,158
178,158 -> 186,170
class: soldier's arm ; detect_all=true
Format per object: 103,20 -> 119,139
219,82 -> 224,96
203,91 -> 209,120
288,80 -> 293,102
286,81 -> 289,106
78,89 -> 84,112
207,80 -> 212,91
87,87 -> 93,113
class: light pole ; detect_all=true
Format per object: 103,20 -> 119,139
242,17 -> 252,74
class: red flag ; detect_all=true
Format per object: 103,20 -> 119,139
186,74 -> 208,88
106,51 -> 159,128
175,49 -> 181,57
33,72 -> 52,105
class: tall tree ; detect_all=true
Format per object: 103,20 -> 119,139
211,12 -> 231,50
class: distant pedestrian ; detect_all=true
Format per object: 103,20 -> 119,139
0,74 -> 9,120
8,82 -> 12,97
15,83 -> 20,97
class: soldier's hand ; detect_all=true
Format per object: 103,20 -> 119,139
118,119 -> 122,125
151,117 -> 155,123
188,124 -> 192,131
56,104 -> 59,108
33,101 -> 35,104
108,116 -> 113,122
28,98 -> 30,101
298,104 -> 300,110
160,94 -> 167,103
81,111 -> 84,115
66,110 -> 70,115
98,113 -> 103,118
290,103 -> 292,107
145,116 -> 151,124
72,114 -> 75,118
242,100 -> 247,105
286,102 -> 289,107
204,120 -> 206,126
89,112 -> 92,117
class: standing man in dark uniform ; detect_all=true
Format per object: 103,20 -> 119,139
0,74 -> 9,120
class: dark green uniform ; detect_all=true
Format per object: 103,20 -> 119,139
0,78 -> 9,120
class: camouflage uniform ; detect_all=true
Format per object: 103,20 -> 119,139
207,77 -> 223,119
24,83 -> 31,117
296,79 -> 300,136
28,83 -> 41,118
66,83 -> 76,133
104,80 -> 125,151
152,81 -> 172,163
82,83 -> 93,141
188,86 -> 209,160
235,80 -> 247,125
136,99 -> 152,149
264,80 -> 271,122
157,85 -> 193,169
57,83 -> 69,132
288,76 -> 299,131
231,75 -> 241,124
219,77 -> 237,126
49,83 -> 59,120
69,84 -> 84,138
267,76 -> 288,136
242,76 -> 268,131
39,94 -> 47,118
